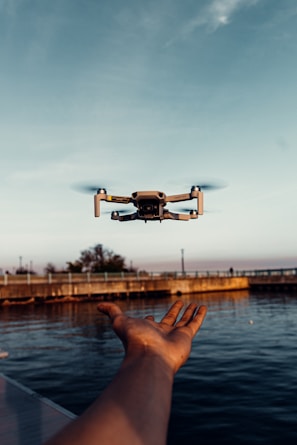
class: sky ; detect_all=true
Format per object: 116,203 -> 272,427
1,0 -> 297,274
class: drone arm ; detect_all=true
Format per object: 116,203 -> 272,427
166,190 -> 204,215
111,212 -> 138,222
166,193 -> 192,203
197,191 -> 203,215
94,194 -> 131,217
107,195 -> 131,204
94,193 -> 106,217
163,211 -> 198,221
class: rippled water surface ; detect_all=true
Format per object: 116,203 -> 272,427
1,291 -> 297,444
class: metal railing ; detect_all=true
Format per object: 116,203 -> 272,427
1,267 -> 296,286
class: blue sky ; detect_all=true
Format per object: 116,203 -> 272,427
1,0 -> 297,273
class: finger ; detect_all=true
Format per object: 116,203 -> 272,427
161,300 -> 184,326
145,315 -> 155,321
175,303 -> 198,327
97,302 -> 123,322
186,305 -> 208,336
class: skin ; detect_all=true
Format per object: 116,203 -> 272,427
45,300 -> 207,445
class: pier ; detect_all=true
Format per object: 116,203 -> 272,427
0,271 -> 248,303
246,268 -> 297,291
0,268 -> 296,304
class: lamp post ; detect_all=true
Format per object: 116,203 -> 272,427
181,249 -> 185,276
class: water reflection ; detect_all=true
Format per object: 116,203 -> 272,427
1,291 -> 297,443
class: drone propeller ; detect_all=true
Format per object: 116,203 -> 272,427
102,208 -> 135,215
72,183 -> 108,194
173,207 -> 216,214
191,181 -> 227,191
177,207 -> 198,213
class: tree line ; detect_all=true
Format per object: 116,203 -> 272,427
44,243 -> 134,274
14,244 -> 134,275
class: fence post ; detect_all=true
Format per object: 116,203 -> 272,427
104,272 -> 108,282
4,273 -> 8,286
68,272 -> 72,284
27,272 -> 31,285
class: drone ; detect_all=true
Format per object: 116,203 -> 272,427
93,186 -> 204,222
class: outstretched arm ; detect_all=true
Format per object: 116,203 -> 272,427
45,300 -> 207,445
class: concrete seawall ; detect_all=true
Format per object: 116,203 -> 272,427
0,276 -> 249,304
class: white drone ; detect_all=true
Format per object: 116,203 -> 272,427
93,186 -> 204,222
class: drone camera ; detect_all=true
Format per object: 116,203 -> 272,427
138,199 -> 160,217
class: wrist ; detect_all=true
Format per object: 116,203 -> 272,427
123,346 -> 176,381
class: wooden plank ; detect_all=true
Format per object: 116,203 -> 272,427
0,374 -> 76,445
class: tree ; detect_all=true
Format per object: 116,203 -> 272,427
67,244 -> 126,273
16,266 -> 36,275
44,263 -> 57,274
66,260 -> 83,273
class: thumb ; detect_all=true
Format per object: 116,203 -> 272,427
97,302 -> 123,322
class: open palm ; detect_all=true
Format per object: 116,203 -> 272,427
98,300 -> 207,373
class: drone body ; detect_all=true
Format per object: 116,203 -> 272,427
94,186 -> 203,222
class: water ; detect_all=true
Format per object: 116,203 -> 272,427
1,291 -> 297,444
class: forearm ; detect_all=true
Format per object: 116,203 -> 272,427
45,352 -> 174,445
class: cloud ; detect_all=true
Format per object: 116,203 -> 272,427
179,0 -> 260,37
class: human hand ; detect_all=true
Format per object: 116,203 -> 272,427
97,300 -> 207,374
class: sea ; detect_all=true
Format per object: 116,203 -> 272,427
1,290 -> 297,444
